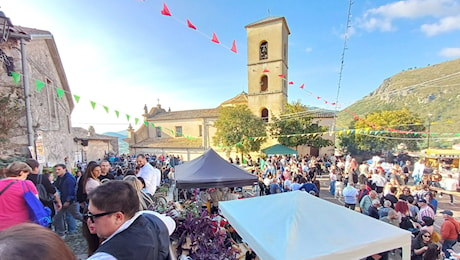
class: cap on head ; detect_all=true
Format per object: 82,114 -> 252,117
440,210 -> 453,216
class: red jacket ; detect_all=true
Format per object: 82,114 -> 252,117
441,217 -> 460,241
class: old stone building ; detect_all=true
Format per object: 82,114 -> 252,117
126,17 -> 335,160
0,21 -> 75,166
72,126 -> 119,163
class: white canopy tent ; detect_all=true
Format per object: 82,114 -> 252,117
220,191 -> 411,260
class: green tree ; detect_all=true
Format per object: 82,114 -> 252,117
269,101 -> 333,150
213,105 -> 266,155
339,108 -> 425,154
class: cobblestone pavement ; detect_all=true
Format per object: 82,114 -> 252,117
64,221 -> 88,260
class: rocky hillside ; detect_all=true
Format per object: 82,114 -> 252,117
336,58 -> 460,140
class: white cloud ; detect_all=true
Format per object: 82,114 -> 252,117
357,0 -> 460,33
305,47 -> 313,53
421,15 -> 460,36
438,47 -> 460,58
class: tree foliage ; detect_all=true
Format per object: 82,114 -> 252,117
339,108 -> 425,154
212,105 -> 266,155
269,101 -> 333,149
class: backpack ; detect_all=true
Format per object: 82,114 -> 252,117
76,176 -> 87,203
21,181 -> 52,227
37,174 -> 54,202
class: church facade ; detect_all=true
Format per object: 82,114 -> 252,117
126,17 -> 335,160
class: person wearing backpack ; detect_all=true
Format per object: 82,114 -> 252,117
25,159 -> 62,218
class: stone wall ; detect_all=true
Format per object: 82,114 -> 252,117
0,36 -> 74,166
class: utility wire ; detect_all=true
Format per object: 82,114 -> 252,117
332,0 -> 353,145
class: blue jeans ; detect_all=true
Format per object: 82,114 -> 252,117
66,213 -> 76,234
330,180 -> 336,195
53,201 -> 82,236
442,239 -> 456,258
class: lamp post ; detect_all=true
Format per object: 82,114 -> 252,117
427,113 -> 432,149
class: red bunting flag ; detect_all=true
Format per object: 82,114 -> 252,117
317,96 -> 321,99
211,33 -> 220,44
299,83 -> 305,89
278,74 -> 285,78
263,69 -> 270,73
187,19 -> 196,30
161,3 -> 172,16
230,40 -> 237,53
332,102 -> 336,106
288,81 -> 294,85
324,100 -> 328,104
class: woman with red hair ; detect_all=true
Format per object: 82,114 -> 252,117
395,200 -> 416,231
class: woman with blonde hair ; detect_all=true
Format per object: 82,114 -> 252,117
123,175 -> 155,210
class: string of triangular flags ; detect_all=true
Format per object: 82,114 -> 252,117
263,69 -> 449,135
10,71 -> 201,141
158,2 -> 238,53
133,1 -> 454,137
11,71 -> 460,143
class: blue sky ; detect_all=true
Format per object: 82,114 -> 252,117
2,0 -> 460,133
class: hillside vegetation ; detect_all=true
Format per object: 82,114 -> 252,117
337,58 -> 460,147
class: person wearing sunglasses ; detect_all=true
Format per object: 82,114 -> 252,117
411,229 -> 434,260
85,181 -> 175,260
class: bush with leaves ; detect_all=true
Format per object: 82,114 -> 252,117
158,200 -> 238,259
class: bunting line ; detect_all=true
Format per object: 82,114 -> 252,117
158,2 -> 238,54
8,71 -> 460,143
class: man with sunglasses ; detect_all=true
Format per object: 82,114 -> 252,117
86,181 -> 175,260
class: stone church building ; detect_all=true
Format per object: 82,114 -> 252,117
126,17 -> 335,160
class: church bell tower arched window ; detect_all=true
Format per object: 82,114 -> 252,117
260,41 -> 268,60
261,108 -> 269,122
260,75 -> 268,92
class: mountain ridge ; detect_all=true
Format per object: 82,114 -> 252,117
336,58 -> 460,148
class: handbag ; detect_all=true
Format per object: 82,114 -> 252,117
37,174 -> 54,202
21,181 -> 52,227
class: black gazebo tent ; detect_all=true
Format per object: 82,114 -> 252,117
175,149 -> 258,189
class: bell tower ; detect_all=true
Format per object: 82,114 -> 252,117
245,17 -> 290,122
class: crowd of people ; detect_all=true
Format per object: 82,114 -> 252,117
1,150 -> 460,259
233,152 -> 460,259
0,154 -> 176,260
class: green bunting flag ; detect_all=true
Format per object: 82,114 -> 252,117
151,123 -> 155,127
126,114 -> 130,122
135,118 -> 139,125
103,106 -> 109,113
115,110 -> 120,118
73,95 -> 80,103
35,80 -> 45,92
90,101 -> 97,110
144,121 -> 149,127
56,88 -> 65,98
11,72 -> 20,84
